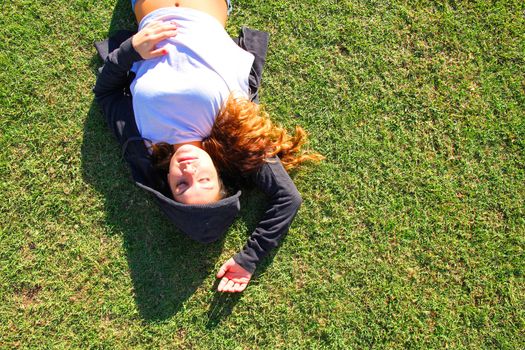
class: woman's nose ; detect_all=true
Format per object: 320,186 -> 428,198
182,163 -> 196,174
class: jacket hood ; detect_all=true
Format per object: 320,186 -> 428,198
136,182 -> 241,243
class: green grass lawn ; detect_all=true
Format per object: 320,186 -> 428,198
1,0 -> 524,348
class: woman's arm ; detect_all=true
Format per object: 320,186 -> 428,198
234,157 -> 302,272
93,37 -> 143,141
93,37 -> 142,100
216,157 -> 302,292
93,21 -> 177,107
93,21 -> 177,144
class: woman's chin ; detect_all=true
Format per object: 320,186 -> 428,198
174,144 -> 200,158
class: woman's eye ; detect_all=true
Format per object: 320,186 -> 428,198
199,178 -> 210,183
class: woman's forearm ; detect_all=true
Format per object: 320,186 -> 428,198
92,37 -> 143,146
233,158 -> 302,273
93,37 -> 143,101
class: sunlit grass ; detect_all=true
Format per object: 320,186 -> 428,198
1,0 -> 523,348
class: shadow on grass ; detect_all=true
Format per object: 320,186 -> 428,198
82,99 -> 224,321
82,100 -> 281,323
82,0 -> 285,323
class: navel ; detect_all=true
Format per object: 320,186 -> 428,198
175,2 -> 180,7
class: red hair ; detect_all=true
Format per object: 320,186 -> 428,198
203,95 -> 323,175
151,95 -> 323,177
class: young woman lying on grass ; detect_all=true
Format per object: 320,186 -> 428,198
93,0 -> 321,293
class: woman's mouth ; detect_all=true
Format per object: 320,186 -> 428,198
177,156 -> 197,163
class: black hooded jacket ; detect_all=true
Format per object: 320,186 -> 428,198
93,28 -> 302,274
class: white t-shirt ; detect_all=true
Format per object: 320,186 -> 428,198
130,7 -> 255,144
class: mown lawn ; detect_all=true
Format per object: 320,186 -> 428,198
1,0 -> 524,348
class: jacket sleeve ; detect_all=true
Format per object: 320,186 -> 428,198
233,157 -> 302,273
93,38 -> 166,191
92,37 -> 143,145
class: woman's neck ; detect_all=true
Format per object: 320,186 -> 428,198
173,141 -> 203,151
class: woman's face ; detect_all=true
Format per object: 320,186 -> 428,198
168,144 -> 221,204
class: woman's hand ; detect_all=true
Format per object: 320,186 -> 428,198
131,20 -> 178,59
216,258 -> 252,292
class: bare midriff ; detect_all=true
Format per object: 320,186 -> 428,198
134,0 -> 228,27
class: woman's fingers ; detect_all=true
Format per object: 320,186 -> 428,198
146,21 -> 178,42
146,20 -> 177,34
132,20 -> 178,59
143,20 -> 172,30
152,23 -> 178,35
149,29 -> 178,43
217,280 -> 247,293
233,283 -> 245,292
218,277 -> 229,292
149,47 -> 168,58
218,278 -> 238,292
147,28 -> 178,57
224,280 -> 235,292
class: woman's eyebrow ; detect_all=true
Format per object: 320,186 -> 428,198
176,184 -> 215,198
